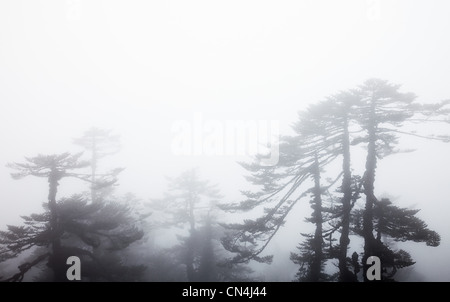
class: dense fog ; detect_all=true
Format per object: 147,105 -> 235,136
1,1 -> 450,282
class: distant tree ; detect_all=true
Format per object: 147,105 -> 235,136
73,128 -> 149,281
196,214 -> 217,281
0,195 -> 145,281
197,213 -> 256,282
149,169 -> 252,281
149,169 -> 221,281
73,127 -> 122,202
0,153 -> 144,281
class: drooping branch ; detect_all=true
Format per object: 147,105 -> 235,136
1,253 -> 50,282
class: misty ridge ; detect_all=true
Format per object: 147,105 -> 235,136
1,78 -> 449,282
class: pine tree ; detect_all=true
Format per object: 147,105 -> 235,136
290,155 -> 328,281
72,128 -> 148,281
352,79 -> 446,280
196,214 -> 217,282
73,127 -> 122,202
197,213 -> 256,282
221,79 -> 448,282
351,198 -> 440,280
149,169 -> 222,281
2,153 -> 89,281
0,195 -> 145,281
148,169 -> 253,281
0,153 -> 145,281
221,92 -> 361,281
295,92 -> 362,281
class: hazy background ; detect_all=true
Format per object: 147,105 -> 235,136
1,0 -> 450,281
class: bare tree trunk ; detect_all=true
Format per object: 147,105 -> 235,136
198,214 -> 215,281
362,99 -> 378,281
310,155 -> 323,282
185,236 -> 195,282
91,136 -> 97,203
48,167 -> 65,282
338,116 -> 356,281
186,195 -> 196,281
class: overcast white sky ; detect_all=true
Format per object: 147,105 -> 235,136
1,0 -> 450,281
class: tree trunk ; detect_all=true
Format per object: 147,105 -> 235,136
91,136 -> 97,203
48,167 -> 65,282
198,214 -> 215,281
338,116 -> 355,281
310,155 -> 323,282
185,235 -> 195,282
362,99 -> 378,281
186,195 -> 196,281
